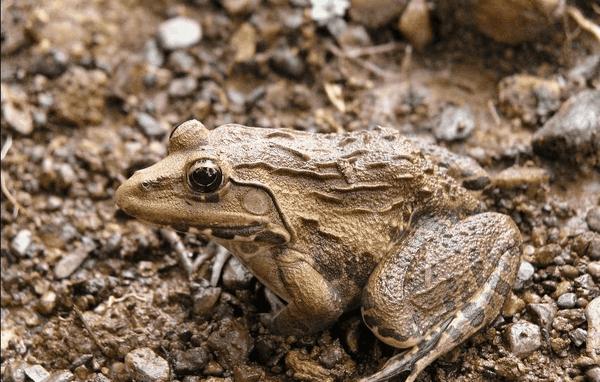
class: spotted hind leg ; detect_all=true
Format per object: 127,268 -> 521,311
359,213 -> 521,382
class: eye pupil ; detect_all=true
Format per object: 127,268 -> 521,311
187,160 -> 222,193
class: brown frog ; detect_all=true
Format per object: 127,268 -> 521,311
115,120 -> 522,382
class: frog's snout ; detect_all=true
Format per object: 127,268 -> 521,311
115,173 -> 142,217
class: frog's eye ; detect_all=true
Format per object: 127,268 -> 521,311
187,159 -> 223,193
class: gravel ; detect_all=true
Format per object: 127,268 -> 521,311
23,364 -> 51,382
172,347 -> 209,375
514,261 -> 535,290
157,17 -> 202,50
125,348 -> 170,382
433,105 -> 475,141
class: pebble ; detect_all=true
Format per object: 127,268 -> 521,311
472,0 -> 563,44
172,347 -> 209,374
136,113 -> 168,137
514,261 -> 535,290
497,74 -> 561,125
222,257 -> 254,290
532,90 -> 600,165
492,166 -> 549,190
167,51 -> 195,73
398,0 -> 432,50
557,293 -> 578,309
45,370 -> 75,382
534,244 -> 561,266
144,39 -> 165,67
586,297 -> 600,361
505,321 -> 542,357
569,328 -> 587,347
23,364 -> 50,382
157,17 -> 202,50
553,309 -> 586,332
587,207 -> 600,233
560,264 -> 579,279
168,76 -> 197,97
433,105 -> 475,141
588,262 -> 600,280
192,285 -> 221,316
575,274 -> 596,291
54,248 -> 89,279
37,291 -> 57,314
125,348 -> 170,382
231,23 -> 257,63
11,229 -> 32,256
222,0 -> 259,16
349,0 -> 407,28
207,318 -> 253,370
270,48 -> 305,79
2,98 -> 34,135
31,50 -> 69,78
311,0 -> 350,24
587,367 -> 600,382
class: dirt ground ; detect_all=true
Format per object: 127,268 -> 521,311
1,0 -> 599,381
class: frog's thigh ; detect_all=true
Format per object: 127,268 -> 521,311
360,213 -> 521,382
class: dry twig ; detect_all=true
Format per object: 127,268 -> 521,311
567,5 -> 600,42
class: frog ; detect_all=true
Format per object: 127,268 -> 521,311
115,119 -> 522,382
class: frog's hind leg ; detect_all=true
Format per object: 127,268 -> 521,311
359,213 -> 521,382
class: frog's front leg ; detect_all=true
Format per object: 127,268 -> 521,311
360,212 -> 522,382
268,249 -> 344,336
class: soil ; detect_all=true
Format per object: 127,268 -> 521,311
1,1 -> 599,381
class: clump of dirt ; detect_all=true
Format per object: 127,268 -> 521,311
1,0 -> 599,381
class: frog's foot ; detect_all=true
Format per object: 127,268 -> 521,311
359,213 -> 521,382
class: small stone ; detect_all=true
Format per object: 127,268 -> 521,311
349,0 -> 407,28
588,262 -> 600,280
505,321 -> 542,357
172,348 -> 209,375
497,74 -> 561,126
318,342 -> 345,368
31,50 -> 69,78
192,286 -> 221,316
514,261 -> 535,290
587,207 -> 600,233
553,309 -> 586,332
23,364 -> 50,382
222,257 -> 254,290
157,17 -> 202,50
586,367 -> 600,382
45,370 -> 75,382
37,291 -> 57,314
532,90 -> 600,166
270,48 -> 305,79
575,274 -> 596,291
398,0 -> 432,50
222,0 -> 259,16
125,348 -> 170,382
472,0 -> 564,44
231,23 -> 257,63
136,113 -> 168,137
561,264 -> 579,279
569,328 -> 587,347
2,98 -> 34,135
433,105 -> 475,141
492,166 -> 549,190
233,365 -> 264,382
11,229 -> 32,256
144,39 -> 164,67
310,0 -> 349,24
168,76 -> 197,98
167,51 -> 195,74
534,244 -> 561,266
558,293 -> 578,309
207,318 -> 253,369
54,248 -> 89,279
586,297 -> 600,361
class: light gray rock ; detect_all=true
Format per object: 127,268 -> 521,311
569,328 -> 587,347
505,321 -> 542,357
168,76 -> 197,98
11,229 -> 32,256
433,106 -> 475,141
136,113 -> 168,137
158,17 -> 202,50
528,303 -> 557,331
532,90 -> 600,165
54,248 -> 88,279
222,256 -> 254,290
586,297 -> 600,362
514,261 -> 535,290
45,370 -> 75,382
557,293 -> 577,309
23,364 -> 50,382
125,348 -> 170,382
